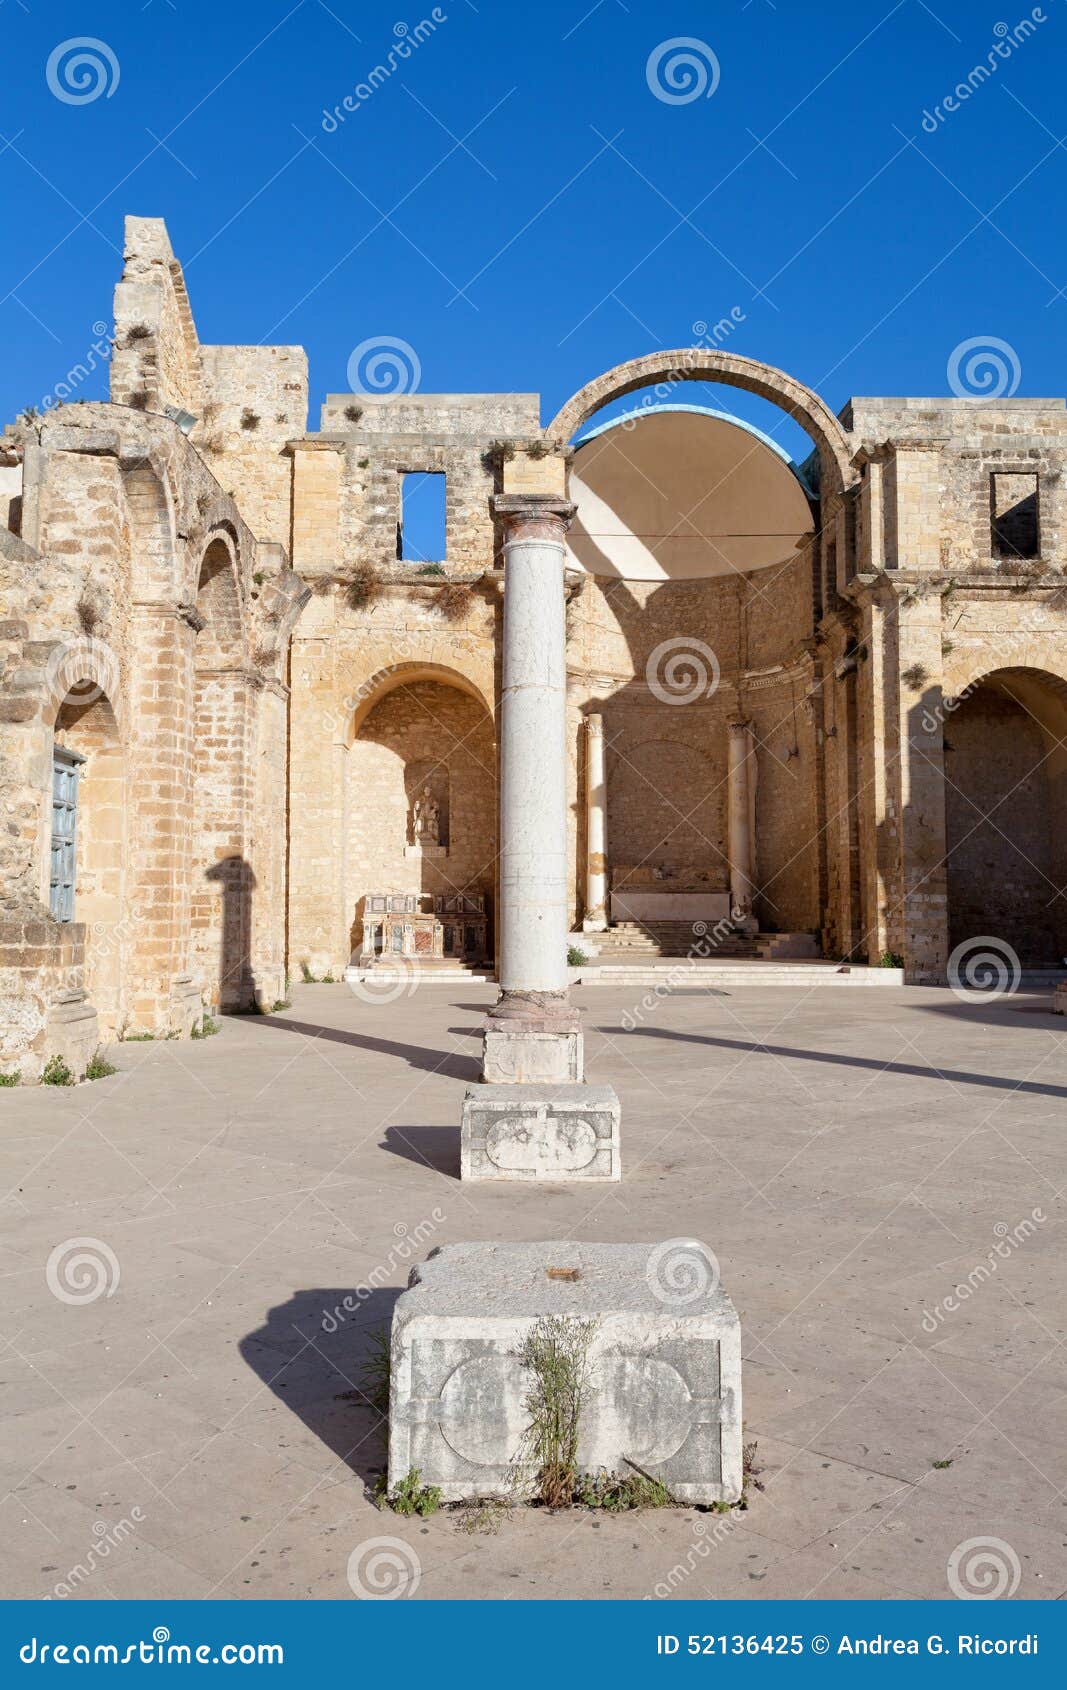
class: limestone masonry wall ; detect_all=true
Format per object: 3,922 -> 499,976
4,217 -> 1067,1077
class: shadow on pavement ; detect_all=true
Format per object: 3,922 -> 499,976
239,1287 -> 401,1493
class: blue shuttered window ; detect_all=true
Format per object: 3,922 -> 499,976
50,748 -> 83,922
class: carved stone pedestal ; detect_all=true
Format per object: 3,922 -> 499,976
388,1241 -> 741,1503
460,1083 -> 620,1181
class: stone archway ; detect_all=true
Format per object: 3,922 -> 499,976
544,349 -> 855,494
549,370 -> 831,948
348,661 -> 492,742
944,666 -> 1067,968
52,682 -> 127,1035
191,535 -> 254,1010
346,670 -> 496,963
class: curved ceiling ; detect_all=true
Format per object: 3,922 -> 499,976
566,405 -> 815,582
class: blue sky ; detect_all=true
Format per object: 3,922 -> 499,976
2,0 -> 1065,463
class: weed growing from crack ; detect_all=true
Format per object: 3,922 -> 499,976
359,1325 -> 391,1419
385,1466 -> 442,1518
453,1496 -> 512,1535
42,1055 -> 75,1086
517,1314 -> 598,1509
577,1467 -> 672,1511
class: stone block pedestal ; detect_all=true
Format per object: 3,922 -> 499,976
388,1241 -> 742,1505
45,990 -> 99,1079
461,1083 -> 620,1180
169,973 -> 204,1038
482,1006 -> 583,1084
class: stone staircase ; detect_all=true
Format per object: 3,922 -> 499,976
345,958 -> 493,986
590,922 -> 819,962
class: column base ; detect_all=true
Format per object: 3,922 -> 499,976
45,990 -> 100,1081
482,1002 -> 583,1084
461,1083 -> 621,1181
169,973 -> 204,1038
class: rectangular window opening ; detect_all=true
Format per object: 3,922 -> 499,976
50,747 -> 83,923
991,471 -> 1039,560
398,472 -> 447,564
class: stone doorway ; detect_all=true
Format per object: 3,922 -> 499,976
944,668 -> 1067,969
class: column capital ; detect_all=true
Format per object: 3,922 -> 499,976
492,493 -> 576,543
585,711 -> 604,737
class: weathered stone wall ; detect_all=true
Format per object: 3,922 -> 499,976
111,216 -> 203,416
308,393 -> 539,580
7,212 -> 1067,1061
344,680 -> 496,955
945,684 -> 1063,967
197,345 -> 308,548
110,216 -> 308,553
287,581 -> 498,974
564,558 -> 820,934
832,394 -> 1067,978
0,394 -> 305,1075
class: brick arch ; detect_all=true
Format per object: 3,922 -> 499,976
943,664 -> 1067,971
949,661 -> 1067,715
122,462 -> 176,600
53,684 -> 128,1033
191,532 -> 253,1011
347,661 -> 494,743
195,533 -> 246,662
545,351 -> 855,493
43,638 -> 126,737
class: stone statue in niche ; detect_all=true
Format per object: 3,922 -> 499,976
413,785 -> 441,846
406,762 -> 449,854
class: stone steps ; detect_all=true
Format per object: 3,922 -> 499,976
578,961 -> 905,986
344,962 -> 493,986
592,923 -> 820,962
595,921 -> 754,959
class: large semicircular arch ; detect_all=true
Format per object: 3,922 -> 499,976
545,350 -> 855,493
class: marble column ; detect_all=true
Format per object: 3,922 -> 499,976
727,719 -> 757,933
483,494 -> 581,1083
459,492 -> 620,1181
582,714 -> 608,932
495,494 -> 573,999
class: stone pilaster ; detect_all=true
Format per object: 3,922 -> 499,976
582,713 -> 608,932
727,719 -> 757,933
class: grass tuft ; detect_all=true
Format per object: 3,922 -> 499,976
518,1314 -> 598,1509
42,1055 -> 75,1087
387,1467 -> 442,1518
359,1325 -> 392,1419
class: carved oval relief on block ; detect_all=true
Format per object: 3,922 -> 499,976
437,1353 -> 526,1468
485,1114 -> 598,1172
591,1355 -> 696,1467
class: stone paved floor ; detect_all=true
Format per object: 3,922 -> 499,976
2,980 -> 1066,1601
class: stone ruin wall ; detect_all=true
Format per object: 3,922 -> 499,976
285,384 -> 826,969
0,387 -> 305,1077
564,553 -> 821,938
8,212 -> 1067,1078
834,397 -> 1067,976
